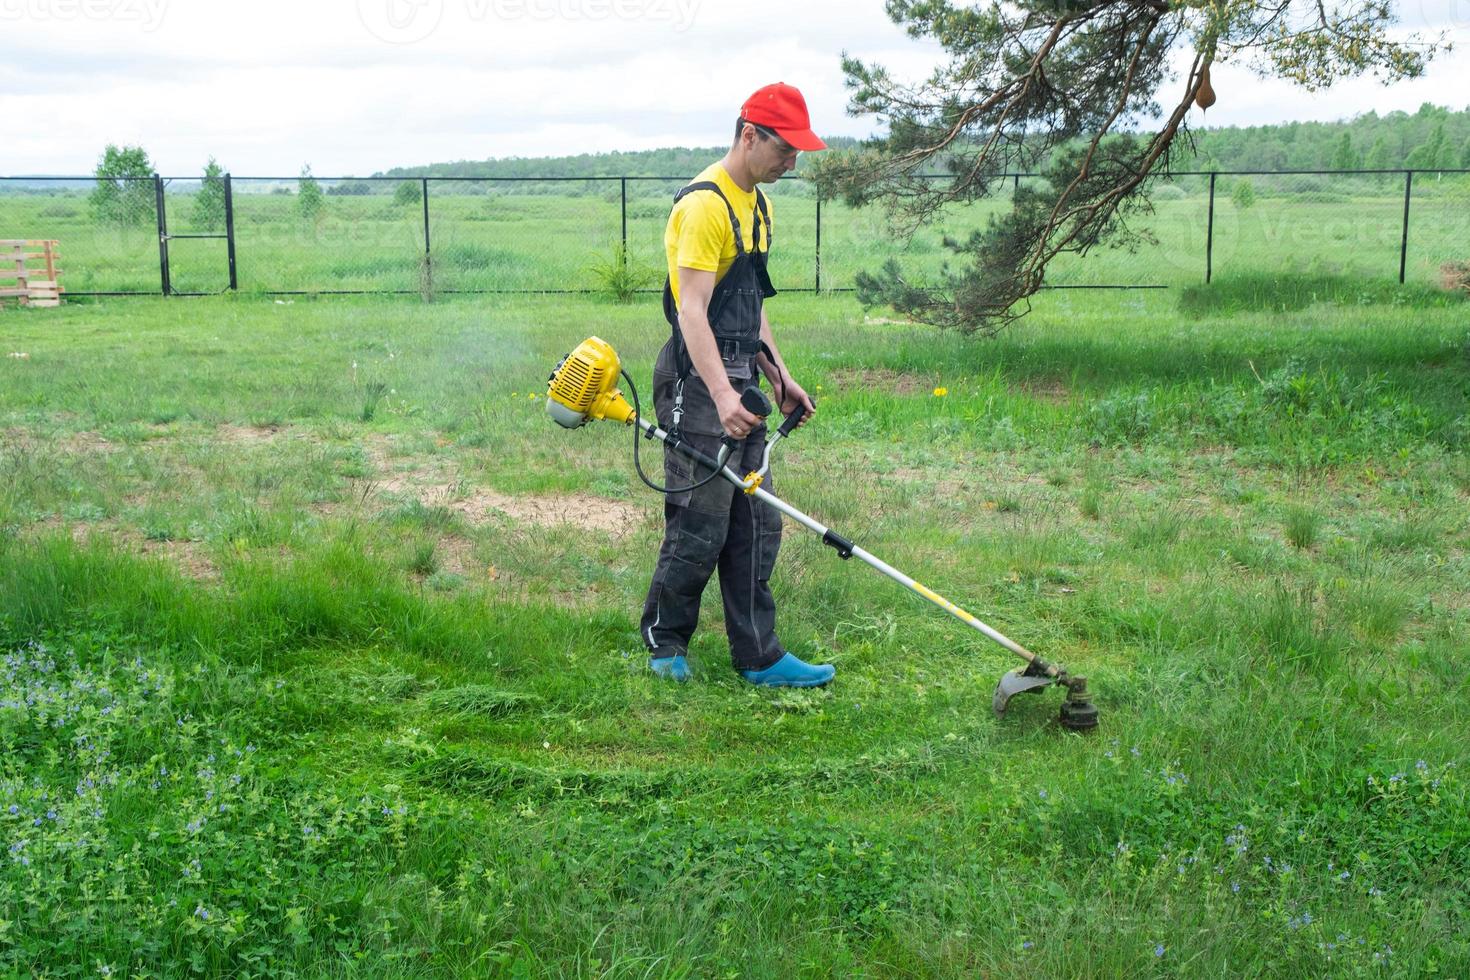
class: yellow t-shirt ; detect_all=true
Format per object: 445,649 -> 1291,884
664,162 -> 773,309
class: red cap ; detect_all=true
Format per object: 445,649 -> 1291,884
740,82 -> 826,152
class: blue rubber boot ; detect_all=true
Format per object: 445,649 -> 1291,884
739,652 -> 835,688
649,654 -> 691,683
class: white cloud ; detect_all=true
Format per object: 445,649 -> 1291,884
0,0 -> 1465,176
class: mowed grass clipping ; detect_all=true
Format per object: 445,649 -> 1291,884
0,287 -> 1468,977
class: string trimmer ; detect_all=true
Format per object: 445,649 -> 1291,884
545,336 -> 1098,731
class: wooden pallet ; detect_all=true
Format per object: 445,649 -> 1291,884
0,240 -> 63,307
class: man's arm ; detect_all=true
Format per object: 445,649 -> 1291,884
677,266 -> 764,438
755,307 -> 816,428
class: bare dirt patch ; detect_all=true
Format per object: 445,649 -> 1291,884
212,423 -> 287,446
828,367 -> 934,396
431,534 -> 481,578
133,536 -> 219,582
379,480 -> 646,536
2,428 -> 119,454
891,457 -> 1061,495
887,467 -> 966,498
26,519 -> 219,582
358,433 -> 648,536
1012,377 -> 1072,403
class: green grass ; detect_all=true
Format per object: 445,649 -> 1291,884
0,287 -> 1467,975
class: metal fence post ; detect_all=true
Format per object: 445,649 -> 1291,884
421,177 -> 431,257
153,174 -> 171,297
1398,170 -> 1412,284
620,177 -> 628,253
814,191 -> 822,293
1205,172 -> 1216,284
224,174 -> 238,291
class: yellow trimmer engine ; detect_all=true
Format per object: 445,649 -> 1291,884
545,336 -> 636,428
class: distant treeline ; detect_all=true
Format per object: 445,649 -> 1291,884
1189,102 -> 1469,172
365,137 -> 860,186
5,105 -> 1465,198
363,104 -> 1470,184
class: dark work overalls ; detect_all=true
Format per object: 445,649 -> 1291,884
639,180 -> 784,672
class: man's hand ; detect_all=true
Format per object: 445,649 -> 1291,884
714,386 -> 765,440
774,375 -> 816,429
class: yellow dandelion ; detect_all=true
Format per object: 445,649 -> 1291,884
511,392 -> 519,398
528,393 -> 538,400
933,387 -> 949,397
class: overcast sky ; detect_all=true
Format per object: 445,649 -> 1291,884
2,0 -> 1468,176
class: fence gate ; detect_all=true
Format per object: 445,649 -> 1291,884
154,174 -> 238,295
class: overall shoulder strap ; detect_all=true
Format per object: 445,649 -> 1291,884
753,189 -> 771,252
674,180 -> 745,255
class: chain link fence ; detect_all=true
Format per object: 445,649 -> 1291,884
1,170 -> 1466,298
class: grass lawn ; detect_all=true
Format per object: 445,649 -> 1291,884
0,286 -> 1467,976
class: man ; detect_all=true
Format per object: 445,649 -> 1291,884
640,82 -> 833,688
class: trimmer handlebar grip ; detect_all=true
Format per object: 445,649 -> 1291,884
740,386 -> 772,418
777,401 -> 808,438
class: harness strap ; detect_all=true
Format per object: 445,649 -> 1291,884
753,190 -> 771,251
669,181 -> 769,260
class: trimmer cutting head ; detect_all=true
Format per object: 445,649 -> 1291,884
993,666 -> 1099,731
1058,677 -> 1099,731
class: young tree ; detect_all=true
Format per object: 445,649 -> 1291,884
297,164 -> 324,225
1365,135 -> 1395,171
1230,177 -> 1255,209
1406,122 -> 1450,172
88,144 -> 155,230
811,1 -> 1445,334
1329,131 -> 1359,170
194,157 -> 227,232
394,179 -> 423,206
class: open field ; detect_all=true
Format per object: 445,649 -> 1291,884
1,287 -> 1468,976
3,174 -> 1469,295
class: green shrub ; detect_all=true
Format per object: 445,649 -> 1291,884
589,243 -> 659,303
1079,482 -> 1103,520
406,539 -> 438,576
394,180 -> 423,207
1230,177 -> 1255,209
360,380 -> 388,421
1283,505 -> 1321,549
1088,391 -> 1154,443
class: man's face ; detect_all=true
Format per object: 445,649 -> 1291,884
748,123 -> 799,183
